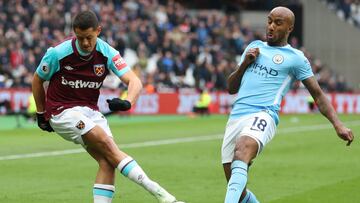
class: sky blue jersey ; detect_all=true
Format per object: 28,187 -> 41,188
230,40 -> 314,124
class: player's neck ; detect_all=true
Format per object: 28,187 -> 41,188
75,40 -> 92,56
267,38 -> 289,47
267,41 -> 289,47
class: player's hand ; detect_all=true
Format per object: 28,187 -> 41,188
106,98 -> 132,111
244,48 -> 260,65
335,125 -> 354,146
36,112 -> 54,132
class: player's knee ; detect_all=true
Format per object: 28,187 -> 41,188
97,137 -> 123,166
85,127 -> 122,166
97,136 -> 115,152
233,148 -> 250,163
233,136 -> 258,163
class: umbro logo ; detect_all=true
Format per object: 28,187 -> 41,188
64,65 -> 74,71
137,174 -> 144,181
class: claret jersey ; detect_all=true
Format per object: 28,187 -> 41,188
36,38 -> 130,117
230,40 -> 314,124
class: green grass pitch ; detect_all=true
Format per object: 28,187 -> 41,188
0,113 -> 359,203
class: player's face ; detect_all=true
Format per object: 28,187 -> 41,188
74,26 -> 101,52
266,14 -> 291,46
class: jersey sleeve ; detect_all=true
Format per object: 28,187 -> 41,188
36,47 -> 60,81
106,46 -> 130,77
292,53 -> 314,81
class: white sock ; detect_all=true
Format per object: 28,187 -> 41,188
93,184 -> 115,203
117,157 -> 163,195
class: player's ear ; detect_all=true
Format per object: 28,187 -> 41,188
288,24 -> 294,33
96,26 -> 101,36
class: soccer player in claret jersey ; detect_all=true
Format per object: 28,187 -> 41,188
32,10 -> 184,203
222,7 -> 354,203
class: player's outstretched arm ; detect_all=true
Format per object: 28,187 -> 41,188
302,77 -> 354,146
227,48 -> 259,94
32,73 -> 46,113
118,70 -> 143,106
32,73 -> 54,132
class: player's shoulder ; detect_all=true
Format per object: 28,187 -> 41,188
247,40 -> 265,48
284,46 -> 311,67
284,45 -> 306,58
96,38 -> 118,57
49,39 -> 74,60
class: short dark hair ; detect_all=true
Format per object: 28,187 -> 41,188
72,10 -> 99,30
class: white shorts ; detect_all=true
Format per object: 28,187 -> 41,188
221,111 -> 276,164
49,106 -> 113,146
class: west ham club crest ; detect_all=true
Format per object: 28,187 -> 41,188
76,120 -> 85,130
93,64 -> 105,76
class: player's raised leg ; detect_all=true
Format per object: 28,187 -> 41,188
83,125 -> 184,203
224,136 -> 258,203
117,156 -> 181,203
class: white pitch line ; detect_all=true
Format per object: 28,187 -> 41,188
0,120 -> 359,161
0,135 -> 223,161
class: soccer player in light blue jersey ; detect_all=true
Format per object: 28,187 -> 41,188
222,7 -> 354,203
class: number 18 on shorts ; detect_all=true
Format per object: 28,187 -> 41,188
221,111 -> 276,163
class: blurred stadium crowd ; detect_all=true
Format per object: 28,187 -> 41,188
324,0 -> 360,27
0,0 -> 352,92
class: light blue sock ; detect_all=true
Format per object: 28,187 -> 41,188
93,184 -> 115,203
241,189 -> 259,203
224,160 -> 248,203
